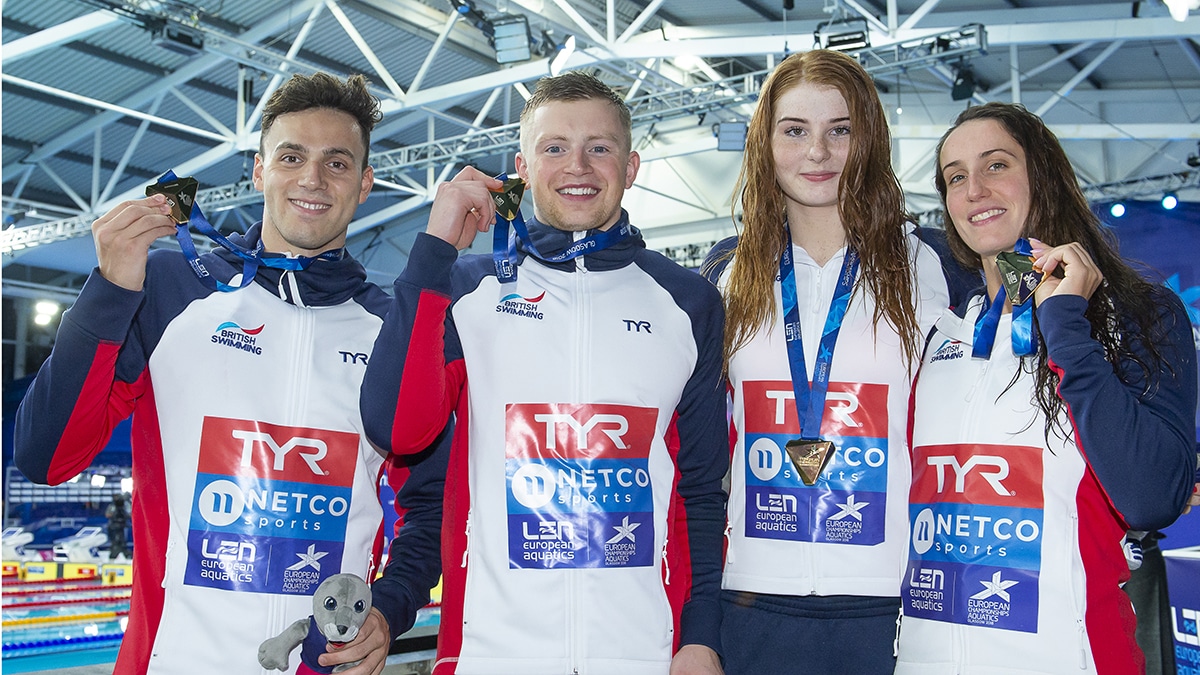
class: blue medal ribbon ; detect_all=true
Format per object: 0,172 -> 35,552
779,229 -> 860,441
971,238 -> 1038,358
156,170 -> 344,292
489,173 -> 634,283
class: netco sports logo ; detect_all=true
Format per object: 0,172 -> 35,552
186,416 -> 359,595
504,402 -> 658,570
905,443 -> 1044,633
741,380 -> 889,546
496,290 -> 546,320
211,321 -> 264,356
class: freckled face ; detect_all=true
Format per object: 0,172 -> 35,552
770,83 -> 851,217
515,98 -> 639,232
939,118 -> 1032,260
253,107 -> 374,255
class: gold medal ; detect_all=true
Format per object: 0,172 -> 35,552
146,175 -> 199,224
995,250 -> 1044,306
784,439 -> 836,486
490,177 -> 526,221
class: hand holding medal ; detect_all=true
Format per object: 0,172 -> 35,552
1026,237 -> 1103,303
145,175 -> 198,225
427,166 -> 504,250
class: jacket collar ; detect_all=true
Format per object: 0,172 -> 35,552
209,222 -> 368,307
517,209 -> 645,273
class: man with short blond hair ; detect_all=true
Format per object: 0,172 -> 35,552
362,71 -> 727,675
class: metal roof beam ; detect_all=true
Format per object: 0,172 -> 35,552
1,10 -> 122,63
1,0 -> 324,177
1035,40 -> 1124,117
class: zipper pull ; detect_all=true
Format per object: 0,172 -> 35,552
1077,620 -> 1088,669
461,515 -> 472,568
661,536 -> 671,585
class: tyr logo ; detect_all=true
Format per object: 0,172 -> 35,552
339,351 -> 368,365
763,389 -> 863,427
233,430 -> 328,476
623,319 -> 652,333
533,413 -> 630,451
926,455 -> 1010,496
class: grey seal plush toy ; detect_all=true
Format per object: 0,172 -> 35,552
258,573 -> 372,673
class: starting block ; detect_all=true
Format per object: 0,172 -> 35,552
2,526 -> 36,561
52,526 -> 108,563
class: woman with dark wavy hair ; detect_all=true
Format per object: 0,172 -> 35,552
702,49 -> 970,674
896,102 -> 1197,674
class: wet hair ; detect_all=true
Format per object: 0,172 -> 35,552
933,102 -> 1176,439
711,49 -> 921,369
520,71 -> 632,153
260,72 -> 381,169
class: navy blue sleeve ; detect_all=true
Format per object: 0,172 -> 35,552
700,236 -> 739,286
370,422 -> 450,640
1039,291 -> 1198,530
360,233 -> 462,456
14,269 -> 146,484
638,252 -> 730,656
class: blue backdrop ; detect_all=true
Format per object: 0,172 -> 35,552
1097,199 -> 1200,549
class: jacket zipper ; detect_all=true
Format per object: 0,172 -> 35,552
956,309 -> 992,673
569,237 -> 588,674
1070,512 -> 1088,669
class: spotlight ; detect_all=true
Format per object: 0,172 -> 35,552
91,474 -> 107,488
814,18 -> 871,52
1110,202 -> 1126,218
491,14 -> 531,64
34,299 -> 60,327
1164,0 -> 1200,22
1162,193 -> 1179,210
717,122 -> 748,151
951,63 -> 977,101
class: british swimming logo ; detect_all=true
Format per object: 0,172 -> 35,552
930,339 -> 964,363
211,321 -> 264,355
496,290 -> 546,320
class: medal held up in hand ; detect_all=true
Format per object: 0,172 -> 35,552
491,176 -> 526,222
145,174 -> 198,224
995,250 -> 1045,306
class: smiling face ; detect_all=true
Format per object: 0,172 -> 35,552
515,98 -> 639,232
770,83 -> 851,221
938,118 -> 1031,261
253,107 -> 374,256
